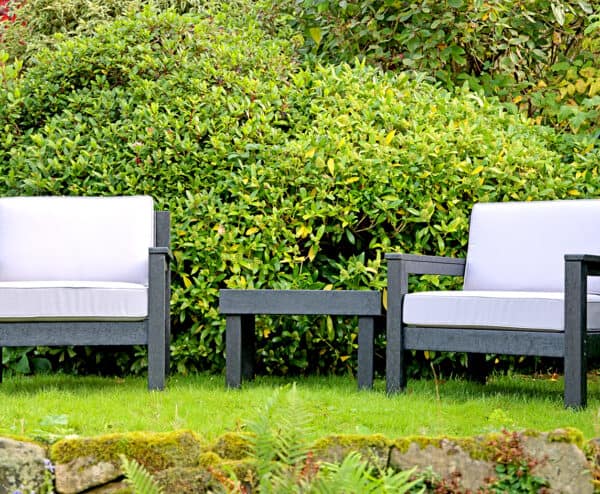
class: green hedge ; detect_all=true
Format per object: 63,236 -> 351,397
1,7 -> 598,377
0,0 -> 260,62
288,0 -> 600,136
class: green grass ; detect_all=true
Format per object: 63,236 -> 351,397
0,373 -> 598,443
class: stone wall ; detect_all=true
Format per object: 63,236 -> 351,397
1,428 -> 597,493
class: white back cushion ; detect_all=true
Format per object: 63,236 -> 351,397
0,196 -> 154,284
464,199 -> 600,293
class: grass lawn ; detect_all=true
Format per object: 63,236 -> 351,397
0,372 -> 598,443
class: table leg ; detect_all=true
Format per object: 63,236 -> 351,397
226,314 -> 255,387
357,316 -> 374,390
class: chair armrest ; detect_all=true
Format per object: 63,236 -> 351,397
150,246 -> 172,260
565,254 -> 600,276
385,253 -> 465,276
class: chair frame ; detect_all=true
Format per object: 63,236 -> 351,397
385,252 -> 600,408
0,211 -> 171,390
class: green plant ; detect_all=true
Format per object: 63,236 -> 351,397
235,384 -> 425,493
120,454 -> 164,494
314,452 -> 422,493
32,414 -> 77,444
287,0 -> 600,136
1,347 -> 52,376
0,0 -> 296,64
40,458 -> 56,494
244,384 -> 315,492
484,430 -> 550,493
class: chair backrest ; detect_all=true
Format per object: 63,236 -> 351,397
0,196 -> 155,284
464,199 -> 600,293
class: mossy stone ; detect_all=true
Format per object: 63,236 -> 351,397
50,430 -> 204,472
154,466 -> 223,493
209,431 -> 252,461
312,433 -> 390,469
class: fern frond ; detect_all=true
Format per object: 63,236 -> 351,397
315,452 -> 425,494
273,383 -> 313,468
245,384 -> 315,492
119,454 -> 164,494
245,387 -> 283,480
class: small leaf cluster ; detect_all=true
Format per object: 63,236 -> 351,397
1,5 -> 598,377
484,430 -> 550,494
121,454 -> 164,494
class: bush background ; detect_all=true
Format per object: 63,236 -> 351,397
0,0 -> 599,378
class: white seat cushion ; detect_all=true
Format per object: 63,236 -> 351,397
403,290 -> 600,331
0,196 -> 154,284
464,200 -> 600,293
0,281 -> 147,320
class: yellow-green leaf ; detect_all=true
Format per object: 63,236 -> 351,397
575,78 -> 588,94
327,316 -> 334,340
182,273 -> 192,289
383,129 -> 396,145
327,158 -> 335,175
296,224 -> 312,239
308,27 -> 322,46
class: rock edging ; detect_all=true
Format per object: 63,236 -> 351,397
0,428 -> 597,493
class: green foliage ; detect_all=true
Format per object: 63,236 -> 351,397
120,454 -> 164,494
0,5 -> 598,378
0,0 -> 272,63
489,462 -> 549,493
314,453 -> 422,493
288,0 -> 600,135
237,385 -> 425,493
1,347 -> 52,375
485,430 -> 550,493
244,384 -> 315,492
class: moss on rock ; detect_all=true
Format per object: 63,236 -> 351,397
154,466 -> 224,493
198,451 -> 223,468
51,430 -> 204,472
547,427 -> 584,447
208,431 -> 252,461
312,433 -> 390,469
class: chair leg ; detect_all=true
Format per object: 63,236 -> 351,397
164,328 -> 171,379
0,347 -> 3,383
564,258 -> 588,409
148,255 -> 167,391
148,315 -> 166,391
226,315 -> 255,388
164,265 -> 171,377
357,317 -> 374,390
386,260 -> 408,394
386,314 -> 407,393
466,352 -> 488,384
